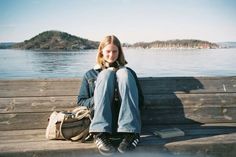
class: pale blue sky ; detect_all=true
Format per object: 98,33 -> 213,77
1,0 -> 236,43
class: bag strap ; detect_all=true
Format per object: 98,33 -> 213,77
70,128 -> 90,142
59,106 -> 92,141
73,106 -> 92,120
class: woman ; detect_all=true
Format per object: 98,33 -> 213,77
77,35 -> 143,155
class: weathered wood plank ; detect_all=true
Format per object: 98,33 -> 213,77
144,93 -> 236,108
0,139 -> 97,156
0,77 -> 236,97
0,129 -> 47,143
165,133 -> 236,157
142,109 -> 236,125
0,79 -> 82,97
140,76 -> 236,94
2,81 -> 79,97
1,103 -> 236,131
0,96 -> 77,113
1,124 -> 236,144
0,112 -> 50,130
142,123 -> 236,137
1,93 -> 236,113
1,123 -> 236,142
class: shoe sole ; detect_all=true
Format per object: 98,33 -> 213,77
117,147 -> 125,154
98,149 -> 116,156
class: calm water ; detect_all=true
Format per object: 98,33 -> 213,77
0,48 -> 236,79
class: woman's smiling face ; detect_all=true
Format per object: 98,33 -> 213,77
102,44 -> 119,64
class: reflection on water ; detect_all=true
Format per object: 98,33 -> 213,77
0,48 -> 236,79
31,52 -> 90,73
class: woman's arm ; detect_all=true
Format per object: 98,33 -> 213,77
127,67 -> 144,108
77,75 -> 94,108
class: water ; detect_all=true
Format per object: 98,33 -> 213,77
0,48 -> 236,79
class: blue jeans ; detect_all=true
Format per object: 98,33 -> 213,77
89,67 -> 141,134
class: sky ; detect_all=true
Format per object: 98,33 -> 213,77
1,0 -> 236,44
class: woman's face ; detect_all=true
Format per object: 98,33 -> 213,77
102,44 -> 119,63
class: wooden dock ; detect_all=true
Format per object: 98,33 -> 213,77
0,76 -> 236,156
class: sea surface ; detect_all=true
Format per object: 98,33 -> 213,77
0,48 -> 236,79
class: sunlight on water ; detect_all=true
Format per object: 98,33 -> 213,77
0,48 -> 236,79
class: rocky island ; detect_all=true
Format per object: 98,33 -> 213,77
132,39 -> 219,49
12,30 -> 99,51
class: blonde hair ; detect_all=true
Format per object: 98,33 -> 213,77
96,35 -> 127,68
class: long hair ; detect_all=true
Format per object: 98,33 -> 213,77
96,35 -> 127,68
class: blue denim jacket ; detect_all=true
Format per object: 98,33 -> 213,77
77,67 -> 144,109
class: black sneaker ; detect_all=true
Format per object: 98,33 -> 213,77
94,133 -> 116,156
118,133 -> 140,153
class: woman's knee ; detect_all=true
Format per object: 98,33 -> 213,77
116,67 -> 130,80
97,69 -> 116,82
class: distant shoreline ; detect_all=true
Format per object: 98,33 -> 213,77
0,30 -> 236,51
123,46 -> 219,50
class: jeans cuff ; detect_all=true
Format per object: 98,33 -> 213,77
89,129 -> 112,133
117,128 -> 141,133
